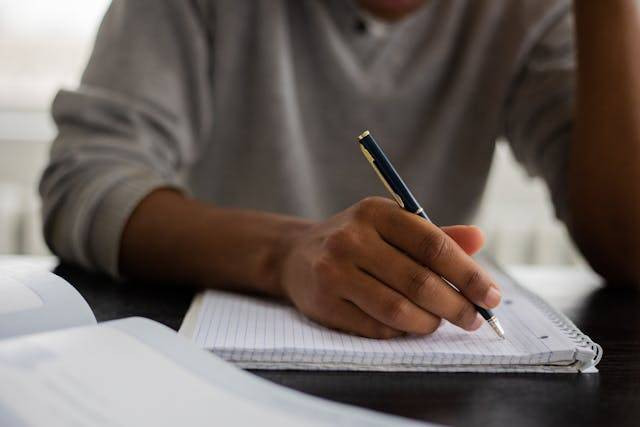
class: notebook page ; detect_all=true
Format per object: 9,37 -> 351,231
192,269 -> 579,369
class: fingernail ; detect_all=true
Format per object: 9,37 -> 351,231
485,287 -> 501,308
469,314 -> 484,331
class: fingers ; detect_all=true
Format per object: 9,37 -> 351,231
316,299 -> 404,339
441,225 -> 485,255
374,206 -> 501,310
295,197 -> 495,339
357,238 -> 484,331
341,268 -> 442,335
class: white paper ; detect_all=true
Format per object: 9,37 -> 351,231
0,274 -> 43,314
0,266 -> 95,340
0,326 -> 326,426
0,320 -> 427,427
185,260 -> 600,372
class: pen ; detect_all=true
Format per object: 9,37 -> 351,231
357,130 -> 505,339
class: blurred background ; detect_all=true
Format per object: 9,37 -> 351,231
0,0 -> 583,266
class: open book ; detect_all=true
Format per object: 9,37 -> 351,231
0,264 -> 427,426
180,258 -> 603,373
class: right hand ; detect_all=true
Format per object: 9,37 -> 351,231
278,197 -> 501,339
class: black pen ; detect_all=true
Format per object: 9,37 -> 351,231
357,130 -> 505,339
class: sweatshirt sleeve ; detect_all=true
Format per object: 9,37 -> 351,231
39,0 -> 213,278
503,8 -> 575,222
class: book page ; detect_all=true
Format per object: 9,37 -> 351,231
0,274 -> 43,315
0,321 -> 425,427
0,266 -> 95,340
187,261 -> 585,370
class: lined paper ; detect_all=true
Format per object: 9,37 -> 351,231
189,264 -> 592,372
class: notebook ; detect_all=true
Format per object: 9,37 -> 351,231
180,257 -> 603,373
0,264 -> 429,426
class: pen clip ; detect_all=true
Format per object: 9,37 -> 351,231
359,144 -> 405,208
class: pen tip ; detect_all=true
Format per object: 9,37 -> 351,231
489,317 -> 505,339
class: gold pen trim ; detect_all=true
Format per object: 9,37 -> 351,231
359,144 -> 405,208
358,130 -> 371,140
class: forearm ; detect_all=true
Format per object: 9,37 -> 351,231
569,0 -> 640,283
119,189 -> 312,296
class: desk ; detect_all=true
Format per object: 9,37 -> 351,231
6,257 -> 638,426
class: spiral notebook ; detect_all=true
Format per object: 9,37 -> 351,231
180,258 -> 602,373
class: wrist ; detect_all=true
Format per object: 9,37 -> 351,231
192,206 -> 313,298
264,219 -> 313,299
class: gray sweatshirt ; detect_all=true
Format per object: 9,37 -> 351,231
40,0 -> 575,278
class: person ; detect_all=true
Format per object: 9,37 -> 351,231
40,0 -> 640,339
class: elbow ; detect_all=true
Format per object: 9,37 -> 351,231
594,261 -> 640,289
567,214 -> 640,288
38,160 -> 93,271
602,253 -> 640,289
572,231 -> 640,288
39,181 -> 76,268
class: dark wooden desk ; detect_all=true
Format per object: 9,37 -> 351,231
54,263 -> 640,427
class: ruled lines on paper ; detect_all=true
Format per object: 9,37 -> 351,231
192,275 -> 577,370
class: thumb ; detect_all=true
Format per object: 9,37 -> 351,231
442,225 -> 485,255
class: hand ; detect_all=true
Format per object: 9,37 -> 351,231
279,197 -> 501,339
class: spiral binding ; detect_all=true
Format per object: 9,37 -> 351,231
486,257 -> 603,371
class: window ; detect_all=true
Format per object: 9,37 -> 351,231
0,0 -> 110,112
